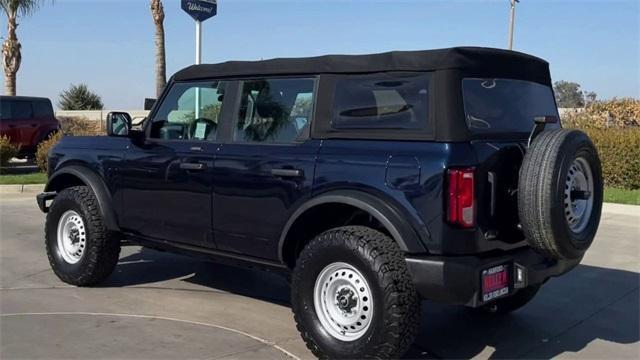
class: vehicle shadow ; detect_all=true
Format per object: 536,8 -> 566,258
104,247 -> 639,359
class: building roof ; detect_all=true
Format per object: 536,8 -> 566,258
173,47 -> 551,84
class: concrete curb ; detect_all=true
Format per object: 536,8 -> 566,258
602,202 -> 640,216
0,184 -> 45,194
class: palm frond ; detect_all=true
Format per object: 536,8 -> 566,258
0,0 -> 49,17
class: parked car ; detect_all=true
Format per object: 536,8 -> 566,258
36,47 -> 603,359
0,96 -> 59,158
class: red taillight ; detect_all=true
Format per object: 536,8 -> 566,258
447,168 -> 475,228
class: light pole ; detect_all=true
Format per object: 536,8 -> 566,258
181,0 -> 218,119
508,0 -> 519,50
195,20 -> 202,65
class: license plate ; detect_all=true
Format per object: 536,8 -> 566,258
481,264 -> 510,302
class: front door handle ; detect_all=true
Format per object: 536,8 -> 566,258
271,168 -> 303,178
180,162 -> 206,171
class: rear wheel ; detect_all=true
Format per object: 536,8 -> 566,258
45,186 -> 120,286
291,226 -> 419,359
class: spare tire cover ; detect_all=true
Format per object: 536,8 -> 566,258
518,129 -> 603,260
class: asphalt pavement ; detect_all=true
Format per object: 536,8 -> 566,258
1,192 -> 638,359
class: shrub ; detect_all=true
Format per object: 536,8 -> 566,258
0,135 -> 20,167
58,116 -> 104,136
583,128 -> 640,190
35,131 -> 63,173
59,84 -> 104,110
562,99 -> 640,190
563,98 -> 640,129
35,117 -> 104,173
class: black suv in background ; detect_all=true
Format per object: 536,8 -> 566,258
37,47 -> 603,359
0,96 -> 59,157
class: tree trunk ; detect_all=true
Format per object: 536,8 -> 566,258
4,71 -> 16,96
154,23 -> 166,97
151,0 -> 166,98
2,16 -> 21,96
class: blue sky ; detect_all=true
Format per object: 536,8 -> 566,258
1,0 -> 638,109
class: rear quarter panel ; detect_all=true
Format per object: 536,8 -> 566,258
314,139 -> 476,254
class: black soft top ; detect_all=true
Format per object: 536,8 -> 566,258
174,47 -> 551,85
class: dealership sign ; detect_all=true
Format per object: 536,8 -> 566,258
181,0 -> 217,22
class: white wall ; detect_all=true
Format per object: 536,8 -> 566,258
55,110 -> 150,121
55,110 -> 150,127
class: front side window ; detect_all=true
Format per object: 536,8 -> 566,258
332,73 -> 430,130
0,100 -> 11,120
150,81 -> 226,140
234,78 -> 315,144
463,78 -> 559,134
12,101 -> 33,120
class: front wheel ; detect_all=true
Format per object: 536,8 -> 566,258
291,226 -> 420,359
45,186 -> 120,286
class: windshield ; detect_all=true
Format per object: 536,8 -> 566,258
462,78 -> 559,134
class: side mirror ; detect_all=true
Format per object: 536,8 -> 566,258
106,112 -> 132,137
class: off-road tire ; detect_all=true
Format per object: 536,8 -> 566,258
45,186 -> 120,286
519,129 -> 603,260
477,284 -> 541,315
291,226 -> 420,359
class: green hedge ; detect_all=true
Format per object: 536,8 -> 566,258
562,99 -> 640,190
583,128 -> 640,190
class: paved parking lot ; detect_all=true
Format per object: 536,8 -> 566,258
1,192 -> 638,359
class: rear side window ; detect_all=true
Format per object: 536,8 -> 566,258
234,78 -> 315,144
11,101 -> 33,119
332,73 -> 430,130
462,78 -> 559,134
33,100 -> 54,117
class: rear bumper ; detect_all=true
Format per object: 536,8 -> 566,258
406,247 -> 581,308
36,192 -> 56,213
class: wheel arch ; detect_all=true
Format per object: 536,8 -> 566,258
46,165 -> 119,232
279,190 -> 427,267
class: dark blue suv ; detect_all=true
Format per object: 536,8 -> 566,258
37,47 -> 603,359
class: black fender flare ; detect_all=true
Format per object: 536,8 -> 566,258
278,190 -> 428,262
46,165 -> 119,232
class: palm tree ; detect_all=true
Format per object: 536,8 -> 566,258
150,0 -> 166,97
1,0 -> 48,96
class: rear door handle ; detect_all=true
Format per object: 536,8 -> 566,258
271,168 -> 303,178
180,162 -> 206,171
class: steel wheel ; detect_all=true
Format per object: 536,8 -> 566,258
56,210 -> 87,264
313,262 -> 373,342
564,157 -> 594,234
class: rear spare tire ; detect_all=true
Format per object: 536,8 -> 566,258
518,129 -> 603,260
